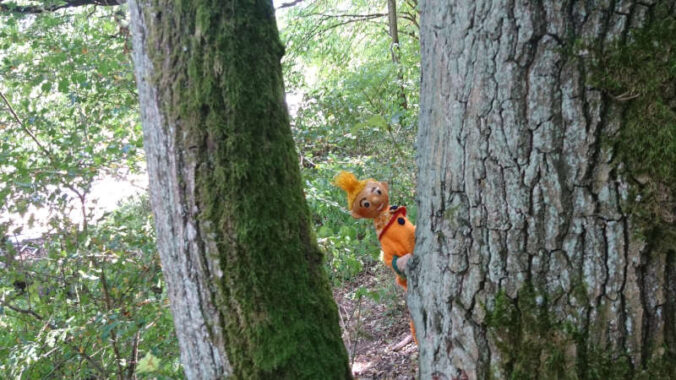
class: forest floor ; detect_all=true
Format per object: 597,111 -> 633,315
334,261 -> 418,379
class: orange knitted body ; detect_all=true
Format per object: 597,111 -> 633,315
378,206 -> 415,290
378,207 -> 417,342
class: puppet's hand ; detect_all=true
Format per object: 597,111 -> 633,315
395,253 -> 412,274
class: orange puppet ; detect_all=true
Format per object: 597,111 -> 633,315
334,171 -> 416,342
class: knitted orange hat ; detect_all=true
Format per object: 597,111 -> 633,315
334,171 -> 371,209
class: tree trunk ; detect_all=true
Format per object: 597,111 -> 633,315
387,0 -> 408,110
410,1 -> 675,379
128,0 -> 351,378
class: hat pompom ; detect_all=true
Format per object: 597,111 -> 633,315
334,171 -> 359,193
334,171 -> 369,209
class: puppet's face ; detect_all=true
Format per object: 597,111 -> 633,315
351,180 -> 389,219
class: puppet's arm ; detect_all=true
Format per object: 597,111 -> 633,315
383,249 -> 412,278
393,253 -> 412,276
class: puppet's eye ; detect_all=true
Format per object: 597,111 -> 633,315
362,201 -> 370,208
376,189 -> 382,195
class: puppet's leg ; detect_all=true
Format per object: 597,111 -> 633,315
409,319 -> 417,345
396,279 -> 418,345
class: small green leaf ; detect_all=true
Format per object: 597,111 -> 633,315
137,352 -> 160,374
365,115 -> 388,130
58,79 -> 69,93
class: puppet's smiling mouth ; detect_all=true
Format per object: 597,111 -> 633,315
376,203 -> 385,212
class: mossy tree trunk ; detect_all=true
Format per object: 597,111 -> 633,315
128,0 -> 351,378
410,1 -> 675,379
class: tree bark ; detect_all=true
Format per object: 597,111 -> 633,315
387,0 -> 408,110
128,0 -> 351,378
410,1 -> 675,379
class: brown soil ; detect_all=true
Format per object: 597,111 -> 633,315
333,261 -> 418,379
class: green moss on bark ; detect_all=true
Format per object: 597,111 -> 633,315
588,6 -> 676,375
485,282 -> 675,380
485,285 -> 576,380
590,4 -> 675,259
140,0 -> 351,378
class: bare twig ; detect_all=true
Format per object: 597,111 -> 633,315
400,29 -> 419,40
389,334 -> 413,351
276,0 -> 306,9
401,12 -> 419,30
614,91 -> 641,101
126,330 -> 141,380
350,295 -> 364,370
67,342 -> 107,377
0,90 -> 52,158
0,300 -> 57,328
310,12 -> 387,19
96,262 -> 125,380
0,0 -> 125,14
336,303 -> 351,357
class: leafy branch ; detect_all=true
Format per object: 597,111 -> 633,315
0,90 -> 86,201
0,90 -> 52,159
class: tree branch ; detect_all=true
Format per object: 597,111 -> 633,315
276,0 -> 306,9
0,90 -> 52,158
308,12 -> 387,19
67,342 -> 107,377
126,330 -> 141,380
0,0 -> 126,14
0,289 -> 107,376
401,12 -> 419,30
0,90 -> 85,196
1,299 -> 58,329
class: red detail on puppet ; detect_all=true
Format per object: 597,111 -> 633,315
378,206 -> 407,241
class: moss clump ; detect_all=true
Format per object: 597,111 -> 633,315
485,283 -> 675,380
592,5 -> 675,186
590,4 -> 676,250
485,285 -> 575,380
589,7 -> 676,375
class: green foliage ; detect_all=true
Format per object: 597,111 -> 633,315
0,4 -> 142,237
0,5 -> 181,379
0,196 -> 182,379
277,0 -> 420,285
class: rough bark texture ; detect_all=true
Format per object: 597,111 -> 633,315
128,0 -> 351,378
410,1 -> 675,379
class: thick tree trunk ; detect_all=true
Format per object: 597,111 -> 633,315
128,0 -> 351,378
387,0 -> 408,110
410,1 -> 675,379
